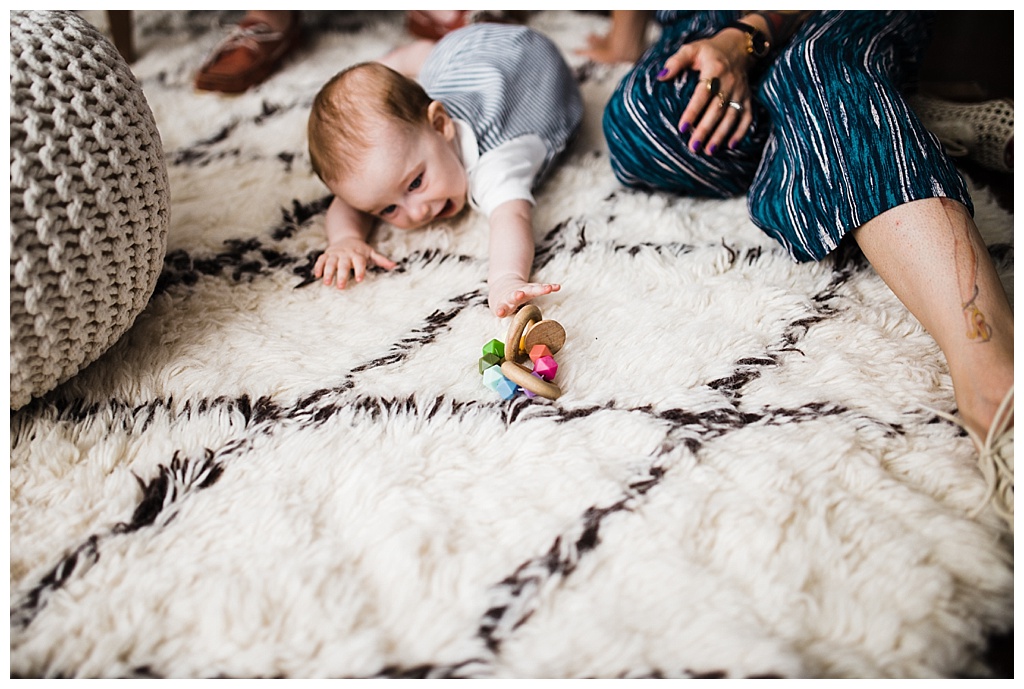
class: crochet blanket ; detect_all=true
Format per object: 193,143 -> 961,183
9,10 -> 1013,679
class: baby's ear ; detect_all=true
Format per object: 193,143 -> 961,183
427,100 -> 455,140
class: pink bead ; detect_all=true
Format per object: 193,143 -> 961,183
533,355 -> 557,381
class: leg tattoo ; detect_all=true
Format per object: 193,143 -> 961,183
950,209 -> 992,343
962,285 -> 993,342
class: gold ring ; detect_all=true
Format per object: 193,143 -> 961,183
701,77 -> 720,95
717,92 -> 728,107
728,100 -> 744,111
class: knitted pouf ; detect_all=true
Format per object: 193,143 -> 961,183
10,10 -> 170,410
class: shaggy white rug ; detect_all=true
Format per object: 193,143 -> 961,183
9,10 -> 1014,679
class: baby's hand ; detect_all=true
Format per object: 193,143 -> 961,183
314,238 -> 397,290
489,276 -> 560,318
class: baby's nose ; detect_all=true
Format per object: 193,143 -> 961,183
412,203 -> 432,223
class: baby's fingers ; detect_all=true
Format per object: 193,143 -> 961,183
350,254 -> 368,284
322,255 -> 352,290
522,282 -> 560,298
370,249 -> 397,271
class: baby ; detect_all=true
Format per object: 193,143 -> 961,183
307,22 -> 583,317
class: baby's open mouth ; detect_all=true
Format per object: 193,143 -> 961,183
438,199 -> 455,218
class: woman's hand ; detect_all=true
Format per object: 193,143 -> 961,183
658,28 -> 755,154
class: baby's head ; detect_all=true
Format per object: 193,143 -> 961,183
308,62 -> 467,230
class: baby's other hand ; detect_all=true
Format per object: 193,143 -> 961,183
314,238 -> 397,290
489,278 -> 560,318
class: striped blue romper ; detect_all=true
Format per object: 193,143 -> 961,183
419,23 -> 583,188
603,10 -> 974,262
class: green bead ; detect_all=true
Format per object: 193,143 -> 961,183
482,338 -> 504,359
478,353 -> 501,374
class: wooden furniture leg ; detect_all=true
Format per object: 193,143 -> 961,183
107,10 -> 135,63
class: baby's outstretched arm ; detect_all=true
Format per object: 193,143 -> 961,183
487,199 -> 560,318
315,196 -> 397,289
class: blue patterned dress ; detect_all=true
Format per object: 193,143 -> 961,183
603,10 -> 972,262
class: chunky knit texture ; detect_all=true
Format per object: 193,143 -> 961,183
9,10 -> 170,409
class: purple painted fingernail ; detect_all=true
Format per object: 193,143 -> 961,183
679,122 -> 690,134
657,68 -> 669,78
708,143 -> 717,155
691,140 -> 701,152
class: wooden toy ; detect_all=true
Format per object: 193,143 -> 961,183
500,360 -> 561,400
480,305 -> 565,400
503,305 -> 542,364
503,305 -> 566,363
523,320 -> 565,358
476,305 -> 565,400
521,372 -> 545,399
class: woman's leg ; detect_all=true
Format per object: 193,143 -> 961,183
746,11 -> 974,261
750,13 -> 1012,437
853,198 -> 1013,440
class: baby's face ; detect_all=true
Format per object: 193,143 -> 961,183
333,110 -> 468,230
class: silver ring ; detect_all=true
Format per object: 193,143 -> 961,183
727,100 -> 744,112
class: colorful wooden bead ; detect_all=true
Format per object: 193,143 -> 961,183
478,353 -> 501,374
495,377 -> 519,400
533,355 -> 558,381
529,344 -> 552,363
482,364 -> 504,391
482,338 -> 504,359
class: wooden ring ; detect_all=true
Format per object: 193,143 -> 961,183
500,360 -> 561,400
523,319 -> 565,356
504,304 -> 542,363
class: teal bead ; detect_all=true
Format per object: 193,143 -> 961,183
482,364 -> 504,391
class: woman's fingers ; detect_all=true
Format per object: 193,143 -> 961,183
681,83 -> 753,154
727,101 -> 754,150
660,36 -> 755,154
704,94 -> 748,153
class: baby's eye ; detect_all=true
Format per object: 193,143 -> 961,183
381,204 -> 397,217
408,174 -> 423,192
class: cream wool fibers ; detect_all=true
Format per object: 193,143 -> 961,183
11,10 -> 1013,679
